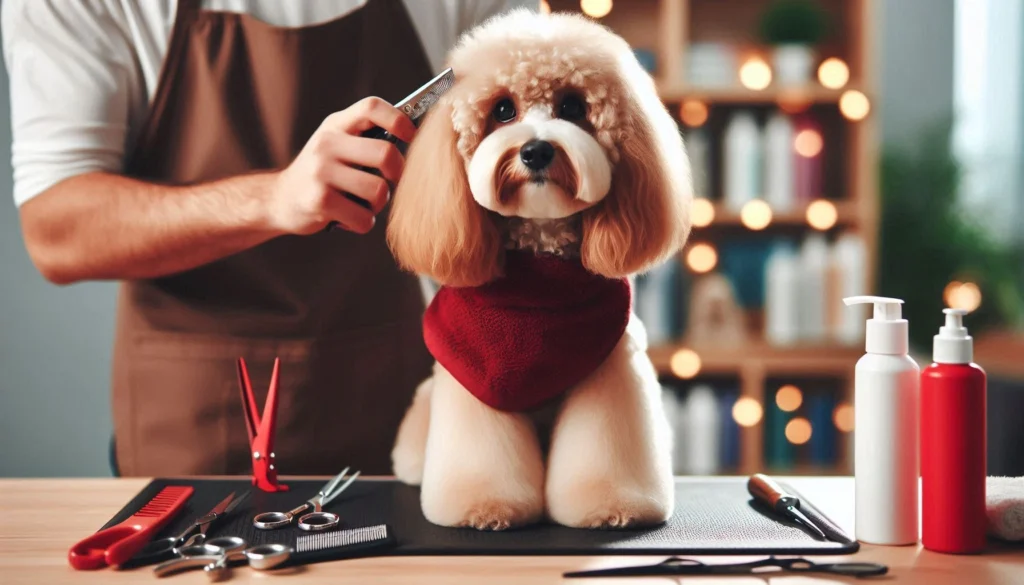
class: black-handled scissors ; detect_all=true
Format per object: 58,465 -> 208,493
563,556 -> 888,579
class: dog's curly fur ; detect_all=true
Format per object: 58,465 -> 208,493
386,8 -> 693,531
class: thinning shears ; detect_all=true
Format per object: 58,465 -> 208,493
237,357 -> 287,492
130,490 -> 249,566
253,467 -> 361,531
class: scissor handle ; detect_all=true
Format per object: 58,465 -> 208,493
253,503 -> 310,530
298,511 -> 340,532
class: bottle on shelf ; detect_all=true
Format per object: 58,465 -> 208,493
763,111 -> 795,213
829,233 -> 867,345
793,115 -> 822,206
799,235 -> 829,342
764,242 -> 800,346
921,309 -> 987,554
843,295 -> 920,546
723,111 -> 762,212
685,127 -> 711,201
684,384 -> 721,474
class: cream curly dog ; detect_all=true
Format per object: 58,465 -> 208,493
386,8 -> 692,531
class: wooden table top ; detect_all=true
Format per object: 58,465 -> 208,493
1,476 -> 1020,584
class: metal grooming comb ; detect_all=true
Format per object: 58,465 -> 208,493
289,524 -> 396,565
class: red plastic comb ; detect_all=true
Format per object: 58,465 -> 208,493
68,485 -> 193,570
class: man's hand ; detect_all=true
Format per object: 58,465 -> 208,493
268,97 -> 418,235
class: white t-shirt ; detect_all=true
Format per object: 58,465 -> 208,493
2,0 -> 534,206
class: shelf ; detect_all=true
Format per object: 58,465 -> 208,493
650,342 -> 861,377
694,201 -> 859,229
657,82 -> 849,104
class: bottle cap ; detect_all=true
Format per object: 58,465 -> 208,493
843,295 -> 909,355
933,308 -> 973,363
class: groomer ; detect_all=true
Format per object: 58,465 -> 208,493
3,0 -> 532,477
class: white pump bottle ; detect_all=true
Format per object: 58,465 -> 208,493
843,296 -> 920,545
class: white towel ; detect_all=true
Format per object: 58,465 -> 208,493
987,476 -> 1024,541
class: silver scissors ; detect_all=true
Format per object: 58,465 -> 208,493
132,491 -> 250,565
252,467 -> 360,531
152,536 -> 291,579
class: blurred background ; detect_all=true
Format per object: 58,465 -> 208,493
1,0 -> 1023,478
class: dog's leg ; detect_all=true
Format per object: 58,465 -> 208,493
420,364 -> 545,530
391,376 -> 434,485
545,316 -> 675,529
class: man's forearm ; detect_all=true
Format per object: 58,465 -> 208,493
19,171 -> 284,284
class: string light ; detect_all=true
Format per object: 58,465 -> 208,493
794,129 -> 823,158
580,0 -> 612,18
680,100 -> 709,127
806,199 -> 838,230
732,397 -> 764,427
946,281 -> 982,312
833,402 -> 854,432
817,58 -> 850,89
692,198 -> 715,227
670,348 -> 701,379
739,56 -> 772,91
540,0 -> 551,13
840,90 -> 870,121
740,200 -> 772,230
686,243 -> 718,273
778,94 -> 812,114
785,418 -> 813,445
775,385 -> 803,412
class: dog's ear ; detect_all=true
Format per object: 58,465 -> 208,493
580,66 -> 693,278
387,100 -> 503,287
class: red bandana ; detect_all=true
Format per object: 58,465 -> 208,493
422,250 -> 631,412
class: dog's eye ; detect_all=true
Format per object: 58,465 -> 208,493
492,98 -> 517,123
557,94 -> 587,121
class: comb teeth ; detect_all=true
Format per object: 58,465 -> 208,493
136,487 -> 192,517
295,524 -> 390,553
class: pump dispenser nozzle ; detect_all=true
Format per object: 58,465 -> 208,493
934,308 -> 973,364
843,295 -> 909,355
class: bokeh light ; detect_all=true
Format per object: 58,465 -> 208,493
680,100 -> 709,127
775,385 -> 803,412
833,402 -> 854,433
840,90 -> 871,121
732,397 -> 764,428
580,0 -> 612,18
739,57 -> 772,91
818,58 -> 850,89
785,417 -> 813,445
692,198 -> 715,227
946,281 -> 982,312
686,243 -> 718,273
740,200 -> 772,230
806,199 -> 838,230
794,129 -> 823,158
670,348 -> 702,379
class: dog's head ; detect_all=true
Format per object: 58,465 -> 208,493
387,9 -> 692,287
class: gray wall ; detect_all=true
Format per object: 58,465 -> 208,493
0,1 -> 959,477
0,52 -> 118,477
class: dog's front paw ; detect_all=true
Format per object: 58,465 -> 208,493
422,483 -> 543,531
547,479 -> 673,530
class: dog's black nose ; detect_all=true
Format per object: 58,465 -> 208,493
520,140 -> 555,171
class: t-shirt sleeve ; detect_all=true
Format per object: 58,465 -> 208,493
2,0 -> 139,207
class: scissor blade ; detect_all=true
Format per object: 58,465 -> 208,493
222,489 -> 250,515
255,358 -> 282,454
788,506 -> 829,541
237,358 -> 261,444
322,469 -> 361,506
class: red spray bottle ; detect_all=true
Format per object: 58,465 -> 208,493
921,308 -> 987,553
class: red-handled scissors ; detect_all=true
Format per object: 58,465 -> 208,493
237,357 -> 288,492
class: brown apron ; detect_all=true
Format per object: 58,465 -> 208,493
111,0 -> 436,477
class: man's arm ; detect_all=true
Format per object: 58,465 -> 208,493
19,100 -> 417,285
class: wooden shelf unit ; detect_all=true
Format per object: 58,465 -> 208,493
547,0 -> 880,476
